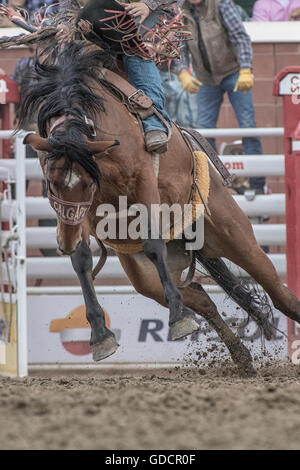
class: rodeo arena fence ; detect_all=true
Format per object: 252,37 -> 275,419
0,68 -> 300,377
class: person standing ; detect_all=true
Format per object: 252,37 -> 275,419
177,0 -> 265,192
252,0 -> 300,21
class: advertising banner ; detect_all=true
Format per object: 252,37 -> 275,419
27,291 -> 287,365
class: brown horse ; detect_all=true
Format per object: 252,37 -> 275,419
20,42 -> 300,376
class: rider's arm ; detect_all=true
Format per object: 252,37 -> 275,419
219,0 -> 252,70
219,0 -> 253,93
123,1 -> 176,23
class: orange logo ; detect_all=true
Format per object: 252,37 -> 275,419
50,305 -> 110,356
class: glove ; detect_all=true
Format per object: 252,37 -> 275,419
233,68 -> 254,93
178,70 -> 202,94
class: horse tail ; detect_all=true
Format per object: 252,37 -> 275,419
194,251 -> 275,340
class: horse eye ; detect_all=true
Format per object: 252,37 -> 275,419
82,181 -> 94,190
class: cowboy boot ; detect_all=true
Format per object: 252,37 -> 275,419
145,130 -> 168,154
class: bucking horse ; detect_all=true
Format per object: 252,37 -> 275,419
1,1 -> 300,376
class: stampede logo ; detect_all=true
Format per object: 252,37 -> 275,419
51,200 -> 90,225
49,196 -> 90,225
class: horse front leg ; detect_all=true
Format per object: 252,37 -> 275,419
137,162 -> 199,340
142,229 -> 200,340
71,239 -> 119,361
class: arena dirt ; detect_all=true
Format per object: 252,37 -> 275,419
0,362 -> 300,450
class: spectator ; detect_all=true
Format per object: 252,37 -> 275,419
177,0 -> 265,193
252,0 -> 300,21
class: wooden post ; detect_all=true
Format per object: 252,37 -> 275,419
273,66 -> 300,357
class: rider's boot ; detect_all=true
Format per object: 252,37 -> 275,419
144,130 -> 168,154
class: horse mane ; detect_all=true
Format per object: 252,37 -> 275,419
18,40 -> 116,185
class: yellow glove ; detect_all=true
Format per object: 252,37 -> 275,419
233,68 -> 254,93
178,70 -> 202,94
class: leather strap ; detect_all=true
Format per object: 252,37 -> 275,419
181,127 -> 234,187
92,238 -> 108,280
101,68 -> 153,110
178,251 -> 196,289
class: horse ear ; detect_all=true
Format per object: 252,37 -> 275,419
23,133 -> 54,152
87,140 -> 120,156
23,134 -> 120,155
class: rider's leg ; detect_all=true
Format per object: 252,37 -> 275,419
123,55 -> 172,153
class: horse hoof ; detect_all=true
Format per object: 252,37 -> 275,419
170,316 -> 200,341
238,363 -> 257,378
92,335 -> 119,362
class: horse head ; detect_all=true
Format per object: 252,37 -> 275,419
16,41 -> 119,254
25,129 -> 119,255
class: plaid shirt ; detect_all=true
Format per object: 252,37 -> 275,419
177,0 -> 252,72
219,0 -> 252,68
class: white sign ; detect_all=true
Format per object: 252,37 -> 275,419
0,79 -> 8,93
279,73 -> 300,95
292,140 -> 300,151
27,292 -> 287,365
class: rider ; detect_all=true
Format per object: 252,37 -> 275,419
75,0 -> 175,154
120,1 -> 174,154
0,0 -> 174,154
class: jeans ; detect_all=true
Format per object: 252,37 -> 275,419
123,55 -> 171,133
197,71 -> 264,190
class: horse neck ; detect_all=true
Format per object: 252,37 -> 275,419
91,85 -> 147,204
94,84 -> 145,166
96,84 -> 135,135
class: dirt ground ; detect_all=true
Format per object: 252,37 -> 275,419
0,362 -> 300,450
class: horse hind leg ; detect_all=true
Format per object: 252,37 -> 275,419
212,227 -> 300,325
234,249 -> 300,324
71,239 -> 119,361
117,248 -> 255,376
181,282 -> 256,377
195,253 -> 274,340
204,169 -> 300,325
